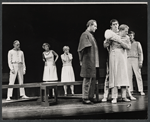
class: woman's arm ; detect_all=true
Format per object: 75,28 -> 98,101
52,50 -> 59,62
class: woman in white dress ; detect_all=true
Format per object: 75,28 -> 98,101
61,46 -> 75,96
42,43 -> 58,82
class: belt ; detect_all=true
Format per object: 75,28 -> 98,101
12,62 -> 23,64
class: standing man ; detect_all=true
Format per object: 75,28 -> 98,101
102,19 -> 119,102
6,40 -> 29,100
78,20 -> 99,104
127,31 -> 145,95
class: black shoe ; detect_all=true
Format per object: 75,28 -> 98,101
82,99 -> 93,104
89,98 -> 99,103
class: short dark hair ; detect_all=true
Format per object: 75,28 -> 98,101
110,19 -> 119,26
86,19 -> 96,27
42,43 -> 50,49
119,24 -> 129,31
128,31 -> 135,36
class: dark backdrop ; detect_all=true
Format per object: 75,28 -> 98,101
2,4 -> 147,83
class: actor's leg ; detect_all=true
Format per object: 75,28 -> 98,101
102,73 -> 109,102
63,85 -> 67,95
122,86 -> 130,102
111,86 -> 118,103
82,78 -> 91,99
126,87 -> 136,100
127,58 -> 134,92
70,85 -> 74,95
18,64 -> 27,98
89,77 -> 96,99
7,69 -> 17,100
132,58 -> 145,95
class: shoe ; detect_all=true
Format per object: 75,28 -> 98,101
6,97 -> 11,101
101,98 -> 107,102
82,99 -> 93,104
70,94 -> 74,96
21,95 -> 29,99
111,98 -> 117,104
140,92 -> 145,96
64,94 -> 67,96
89,98 -> 98,103
122,98 -> 130,102
129,96 -> 136,101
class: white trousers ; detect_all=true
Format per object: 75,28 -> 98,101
7,64 -> 26,97
111,86 -> 127,99
127,58 -> 144,92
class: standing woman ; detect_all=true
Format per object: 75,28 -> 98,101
61,46 -> 75,96
42,43 -> 58,82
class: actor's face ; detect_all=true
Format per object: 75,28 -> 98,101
44,45 -> 49,51
129,34 -> 134,40
14,42 -> 20,49
122,28 -> 129,36
64,49 -> 69,54
111,21 -> 119,32
90,22 -> 97,32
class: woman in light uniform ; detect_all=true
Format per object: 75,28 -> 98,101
61,46 -> 75,96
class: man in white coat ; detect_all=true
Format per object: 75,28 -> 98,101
6,40 -> 29,100
127,31 -> 145,96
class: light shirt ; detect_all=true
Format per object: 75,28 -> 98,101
8,49 -> 26,71
127,40 -> 143,64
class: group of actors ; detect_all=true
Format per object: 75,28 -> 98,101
6,19 -> 145,105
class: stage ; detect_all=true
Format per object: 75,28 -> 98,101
2,93 -> 147,120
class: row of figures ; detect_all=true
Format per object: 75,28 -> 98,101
42,43 -> 75,96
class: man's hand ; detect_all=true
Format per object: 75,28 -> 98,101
23,70 -> 26,75
11,69 -> 15,74
80,61 -> 82,66
139,63 -> 142,69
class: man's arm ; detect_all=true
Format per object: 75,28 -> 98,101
137,42 -> 143,68
22,51 -> 26,74
120,37 -> 131,50
8,51 -> 14,71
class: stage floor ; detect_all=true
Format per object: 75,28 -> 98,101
2,93 -> 148,120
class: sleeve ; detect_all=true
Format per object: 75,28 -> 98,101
104,29 -> 121,43
8,51 -> 14,70
104,39 -> 111,48
77,33 -> 92,52
22,52 -> 26,71
120,37 -> 131,50
137,42 -> 143,65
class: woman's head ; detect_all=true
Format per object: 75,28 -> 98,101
63,46 -> 69,53
42,43 -> 50,51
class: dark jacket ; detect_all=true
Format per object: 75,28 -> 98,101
78,30 -> 99,78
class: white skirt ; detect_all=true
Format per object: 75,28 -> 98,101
61,66 -> 75,82
43,62 -> 58,81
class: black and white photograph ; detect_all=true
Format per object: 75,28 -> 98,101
2,2 -> 148,119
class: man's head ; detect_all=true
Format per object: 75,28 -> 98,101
119,24 -> 129,37
86,19 -> 97,33
13,40 -> 20,50
128,31 -> 135,40
110,19 -> 119,32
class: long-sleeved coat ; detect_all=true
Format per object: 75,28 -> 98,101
78,30 -> 99,78
104,29 -> 131,88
